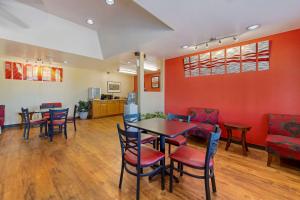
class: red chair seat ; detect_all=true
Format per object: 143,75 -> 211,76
170,145 -> 213,168
166,135 -> 187,146
266,135 -> 300,160
30,119 -> 46,125
124,146 -> 164,167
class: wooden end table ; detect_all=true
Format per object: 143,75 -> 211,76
223,123 -> 251,156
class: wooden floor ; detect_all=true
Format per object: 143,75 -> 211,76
0,116 -> 300,200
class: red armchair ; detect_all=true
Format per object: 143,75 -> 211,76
0,105 -> 5,134
187,107 -> 219,139
266,114 -> 300,166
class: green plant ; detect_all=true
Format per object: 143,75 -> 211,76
141,112 -> 166,120
78,100 -> 89,112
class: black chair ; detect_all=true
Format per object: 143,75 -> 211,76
21,107 -> 47,140
169,126 -> 221,200
67,105 -> 77,131
123,113 -> 158,149
117,124 -> 165,200
165,113 -> 191,155
48,108 -> 69,142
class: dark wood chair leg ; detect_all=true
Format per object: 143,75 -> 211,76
241,130 -> 248,156
161,159 -> 165,190
210,168 -> 217,193
168,144 -> 171,155
64,125 -> 67,139
74,119 -> 77,132
156,139 -> 159,150
267,153 -> 272,167
180,163 -> 183,177
119,161 -> 125,189
136,167 -> 141,200
23,126 -> 27,139
26,126 -> 30,140
205,170 -> 211,200
169,160 -> 174,192
152,141 -> 156,149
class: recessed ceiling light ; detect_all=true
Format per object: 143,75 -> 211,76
63,60 -> 68,64
127,61 -> 131,64
86,18 -> 94,25
106,0 -> 114,5
247,24 -> 260,31
181,45 -> 189,49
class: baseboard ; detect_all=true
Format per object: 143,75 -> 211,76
3,124 -> 20,129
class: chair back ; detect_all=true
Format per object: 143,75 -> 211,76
188,107 -> 219,124
205,125 -> 221,168
49,108 -> 69,125
117,124 -> 141,165
268,114 -> 300,138
40,102 -> 62,110
123,113 -> 141,129
21,108 -> 30,125
167,113 -> 191,123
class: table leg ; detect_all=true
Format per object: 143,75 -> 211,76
225,128 -> 232,151
149,135 -> 179,183
241,130 -> 248,156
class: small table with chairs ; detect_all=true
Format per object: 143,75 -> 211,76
119,116 -> 221,200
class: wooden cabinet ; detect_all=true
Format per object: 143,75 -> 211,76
90,100 -> 126,119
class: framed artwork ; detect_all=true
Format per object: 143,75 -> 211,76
13,62 -> 23,80
151,76 -> 160,88
5,61 -> 12,79
107,81 -> 121,93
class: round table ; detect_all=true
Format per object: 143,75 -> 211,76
223,122 -> 251,156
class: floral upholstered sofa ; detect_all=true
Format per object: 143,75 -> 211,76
266,114 -> 300,166
187,107 -> 219,139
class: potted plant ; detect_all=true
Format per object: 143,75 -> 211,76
78,100 -> 89,120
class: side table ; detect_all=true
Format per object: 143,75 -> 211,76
223,122 -> 251,156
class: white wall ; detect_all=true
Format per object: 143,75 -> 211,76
0,1 -> 102,59
0,59 -> 134,125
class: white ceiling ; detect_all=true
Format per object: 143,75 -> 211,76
1,0 -> 300,69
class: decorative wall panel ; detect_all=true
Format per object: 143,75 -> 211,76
258,41 -> 270,71
199,52 -> 211,76
211,50 -> 225,75
241,43 -> 257,72
183,40 -> 270,78
226,47 -> 241,73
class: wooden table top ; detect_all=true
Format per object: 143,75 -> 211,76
223,122 -> 251,130
127,118 -> 197,138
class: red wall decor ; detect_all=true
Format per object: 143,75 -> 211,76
165,29 -> 300,146
3,61 -> 62,82
5,61 -> 12,79
183,40 -> 270,78
12,62 -> 23,80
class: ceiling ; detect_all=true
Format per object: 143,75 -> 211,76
1,0 -> 300,69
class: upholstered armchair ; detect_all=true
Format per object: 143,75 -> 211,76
266,114 -> 300,166
187,107 -> 219,139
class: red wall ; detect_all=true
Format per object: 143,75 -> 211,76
165,29 -> 300,146
134,72 -> 161,92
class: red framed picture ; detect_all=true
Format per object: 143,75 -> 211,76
52,68 -> 63,82
5,61 -> 12,79
32,65 -> 42,81
23,64 -> 33,80
13,62 -> 23,80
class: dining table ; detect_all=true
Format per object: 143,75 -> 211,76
127,118 -> 197,183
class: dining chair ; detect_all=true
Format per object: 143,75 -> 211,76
166,113 -> 191,155
123,113 -> 158,149
21,107 -> 47,140
48,108 -> 69,142
169,125 -> 221,200
67,105 -> 77,131
117,124 -> 165,200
